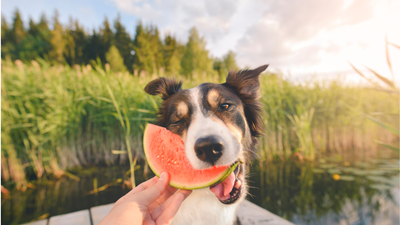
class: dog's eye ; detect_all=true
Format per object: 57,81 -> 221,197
220,103 -> 231,110
171,119 -> 183,125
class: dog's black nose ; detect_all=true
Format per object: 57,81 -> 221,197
194,136 -> 224,164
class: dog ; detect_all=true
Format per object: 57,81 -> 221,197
144,64 -> 268,225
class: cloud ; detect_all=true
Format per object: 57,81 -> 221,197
108,0 -> 399,79
108,0 -> 255,56
235,0 -> 376,70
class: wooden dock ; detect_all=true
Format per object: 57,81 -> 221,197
22,200 -> 294,225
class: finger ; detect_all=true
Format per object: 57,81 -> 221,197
148,185 -> 179,212
142,213 -> 156,225
130,176 -> 159,195
133,172 -> 169,206
151,189 -> 192,221
115,176 -> 159,206
155,191 -> 191,225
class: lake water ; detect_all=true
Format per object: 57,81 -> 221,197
2,156 -> 399,225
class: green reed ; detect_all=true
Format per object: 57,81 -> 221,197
1,59 -> 398,188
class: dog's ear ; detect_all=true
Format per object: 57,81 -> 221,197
144,77 -> 182,100
224,64 -> 268,99
223,64 -> 268,138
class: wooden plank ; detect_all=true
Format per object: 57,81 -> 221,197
32,200 -> 292,225
238,200 -> 294,225
90,203 -> 114,225
22,219 -> 48,225
48,210 -> 91,225
90,200 -> 294,225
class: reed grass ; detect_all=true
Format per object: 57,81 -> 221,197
1,59 -> 398,188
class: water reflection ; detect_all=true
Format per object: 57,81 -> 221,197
1,166 -> 144,225
248,158 -> 400,225
2,158 -> 399,225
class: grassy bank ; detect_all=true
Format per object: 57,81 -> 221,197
1,60 -> 398,189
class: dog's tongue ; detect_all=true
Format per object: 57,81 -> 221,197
210,172 -> 235,201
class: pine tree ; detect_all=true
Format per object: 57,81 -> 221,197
38,13 -> 50,32
35,13 -> 51,59
86,29 -> 101,63
18,18 -> 42,61
132,21 -> 153,75
48,10 -> 65,64
72,20 -> 87,64
181,27 -> 214,78
16,13 -> 52,61
28,18 -> 39,36
99,16 -> 114,64
149,26 -> 164,73
163,34 -> 183,75
11,9 -> 26,45
223,50 -> 238,71
213,58 -> 226,80
1,15 -> 13,59
114,15 -> 133,73
106,45 -> 127,72
214,50 -> 238,80
64,18 -> 76,65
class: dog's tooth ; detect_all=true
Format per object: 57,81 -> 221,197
234,180 -> 242,188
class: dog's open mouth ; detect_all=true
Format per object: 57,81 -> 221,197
210,161 -> 243,204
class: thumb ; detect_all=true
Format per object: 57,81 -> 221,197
133,172 -> 169,206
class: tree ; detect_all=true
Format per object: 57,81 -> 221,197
181,27 -> 214,78
64,19 -> 87,65
72,21 -> 87,64
31,13 -> 51,59
15,15 -> 51,61
64,18 -> 76,65
11,9 -> 26,45
114,15 -> 133,73
28,18 -> 39,37
163,34 -> 184,75
106,45 -> 127,72
223,50 -> 238,71
85,29 -> 101,63
37,13 -> 50,32
1,15 -> 13,58
99,16 -> 114,64
149,26 -> 164,72
214,50 -> 238,80
48,10 -> 65,64
132,22 -> 155,75
213,59 -> 225,80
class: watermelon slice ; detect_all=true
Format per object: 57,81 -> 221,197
143,124 -> 239,190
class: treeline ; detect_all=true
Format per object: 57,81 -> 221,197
1,9 -> 238,77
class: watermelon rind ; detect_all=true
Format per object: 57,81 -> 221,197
143,123 -> 240,190
168,162 -> 238,190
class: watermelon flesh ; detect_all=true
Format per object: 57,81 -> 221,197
143,124 -> 239,190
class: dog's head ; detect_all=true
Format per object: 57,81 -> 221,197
144,65 -> 268,204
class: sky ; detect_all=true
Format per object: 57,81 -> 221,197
2,0 -> 400,84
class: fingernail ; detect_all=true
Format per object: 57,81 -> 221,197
159,172 -> 167,181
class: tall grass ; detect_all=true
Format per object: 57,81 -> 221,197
259,74 -> 398,161
1,59 -> 398,188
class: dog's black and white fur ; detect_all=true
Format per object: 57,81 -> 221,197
144,65 -> 268,225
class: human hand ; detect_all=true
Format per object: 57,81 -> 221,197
100,172 -> 192,225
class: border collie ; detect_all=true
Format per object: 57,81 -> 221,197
144,65 -> 268,225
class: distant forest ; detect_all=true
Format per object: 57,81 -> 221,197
1,9 -> 238,77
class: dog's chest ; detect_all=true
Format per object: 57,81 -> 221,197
171,189 -> 239,225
